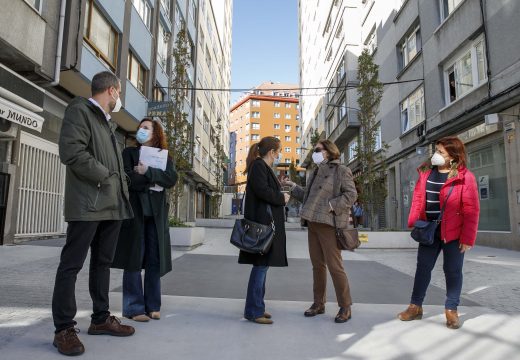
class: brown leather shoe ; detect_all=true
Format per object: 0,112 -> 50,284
263,312 -> 272,319
398,304 -> 423,321
130,314 -> 150,322
246,316 -> 273,325
53,327 -> 85,356
335,307 -> 352,323
304,303 -> 325,317
88,316 -> 135,336
445,309 -> 460,329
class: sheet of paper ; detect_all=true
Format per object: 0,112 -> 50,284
139,146 -> 168,192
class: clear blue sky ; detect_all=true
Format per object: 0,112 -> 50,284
231,0 -> 299,103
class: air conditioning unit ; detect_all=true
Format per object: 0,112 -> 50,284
0,118 -> 19,139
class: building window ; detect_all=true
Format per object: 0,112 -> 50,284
285,136 -> 291,141
203,113 -> 210,133
285,125 -> 291,132
252,123 -> 260,130
252,100 -> 260,107
25,0 -> 42,12
202,147 -> 209,168
296,148 -> 301,155
399,26 -> 421,69
365,26 -> 377,54
160,0 -> 170,14
252,111 -> 260,118
440,0 -> 464,21
194,139 -> 201,160
285,102 -> 292,108
348,138 -> 358,162
157,23 -> 169,69
274,124 -> 280,129
375,124 -> 382,151
296,136 -> 300,143
153,86 -> 164,101
296,126 -> 300,132
285,114 -> 291,119
251,134 -> 260,141
444,37 -> 487,104
128,52 -> 147,94
285,158 -> 291,163
274,113 -> 281,119
326,48 -> 332,62
401,86 -> 425,133
285,147 -> 291,153
132,0 -> 152,29
84,0 -> 118,69
335,20 -> 343,39
274,101 -> 280,107
274,135 -> 280,140
196,99 -> 203,122
189,0 -> 197,22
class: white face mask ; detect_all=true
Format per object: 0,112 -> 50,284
431,152 -> 446,166
312,151 -> 325,165
111,93 -> 122,113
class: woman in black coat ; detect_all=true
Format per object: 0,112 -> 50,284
112,118 -> 177,322
239,136 -> 290,325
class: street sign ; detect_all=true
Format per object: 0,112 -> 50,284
147,101 -> 171,117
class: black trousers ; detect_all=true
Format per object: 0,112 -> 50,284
52,220 -> 122,332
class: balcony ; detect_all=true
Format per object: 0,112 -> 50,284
328,110 -> 360,149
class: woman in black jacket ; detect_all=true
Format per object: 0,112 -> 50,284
239,136 -> 290,325
112,118 -> 177,322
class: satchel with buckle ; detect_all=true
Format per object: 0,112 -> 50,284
411,183 -> 454,246
331,165 -> 360,251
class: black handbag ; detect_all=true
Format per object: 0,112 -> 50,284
331,165 -> 360,251
230,201 -> 275,255
411,183 -> 454,246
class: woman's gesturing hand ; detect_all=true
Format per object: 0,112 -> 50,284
281,176 -> 295,187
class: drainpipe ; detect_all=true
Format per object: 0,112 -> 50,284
50,0 -> 67,86
479,0 -> 492,98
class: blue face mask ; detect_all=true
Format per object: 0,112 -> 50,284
136,128 -> 151,144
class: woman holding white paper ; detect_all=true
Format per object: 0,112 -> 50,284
112,118 -> 177,322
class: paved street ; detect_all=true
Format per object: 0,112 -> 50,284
1,228 -> 519,360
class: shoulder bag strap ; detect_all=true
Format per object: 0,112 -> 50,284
437,183 -> 455,222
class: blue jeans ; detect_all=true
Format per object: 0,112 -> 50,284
244,265 -> 269,319
411,227 -> 465,310
123,217 -> 161,317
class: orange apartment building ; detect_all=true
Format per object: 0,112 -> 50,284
229,82 -> 304,188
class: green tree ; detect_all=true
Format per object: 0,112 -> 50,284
165,22 -> 193,221
356,49 -> 387,229
210,118 -> 227,218
288,160 -> 301,186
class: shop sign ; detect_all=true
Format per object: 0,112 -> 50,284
0,97 -> 44,132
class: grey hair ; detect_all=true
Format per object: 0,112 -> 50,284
91,71 -> 120,96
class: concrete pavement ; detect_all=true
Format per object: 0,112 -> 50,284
1,228 -> 520,359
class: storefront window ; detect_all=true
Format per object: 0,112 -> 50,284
468,141 -> 510,231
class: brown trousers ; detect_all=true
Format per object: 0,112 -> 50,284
308,221 -> 352,308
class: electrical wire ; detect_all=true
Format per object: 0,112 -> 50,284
153,78 -> 424,94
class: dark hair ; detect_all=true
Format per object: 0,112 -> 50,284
138,118 -> 168,150
318,139 -> 341,160
243,136 -> 281,175
436,136 -> 466,168
91,71 -> 120,96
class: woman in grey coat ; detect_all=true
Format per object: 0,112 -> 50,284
283,140 -> 357,323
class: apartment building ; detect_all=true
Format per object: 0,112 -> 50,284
229,82 -> 303,189
0,0 -> 232,244
300,0 -> 520,250
189,0 -> 232,220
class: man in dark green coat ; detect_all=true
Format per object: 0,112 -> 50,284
51,71 -> 135,357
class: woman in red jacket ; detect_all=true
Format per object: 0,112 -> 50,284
398,137 -> 479,329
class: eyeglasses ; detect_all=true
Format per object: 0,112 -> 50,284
314,147 -> 323,153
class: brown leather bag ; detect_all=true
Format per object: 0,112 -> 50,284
331,165 -> 360,251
